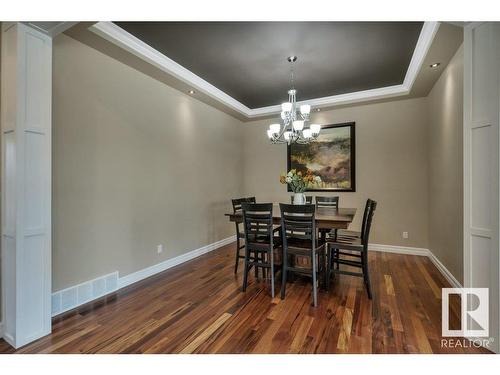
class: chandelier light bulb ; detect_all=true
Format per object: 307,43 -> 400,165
302,129 -> 313,139
300,104 -> 311,115
270,123 -> 281,135
281,102 -> 292,113
310,124 -> 321,135
293,120 -> 304,131
267,129 -> 273,139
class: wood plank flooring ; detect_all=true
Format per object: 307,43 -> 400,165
0,242 -> 491,354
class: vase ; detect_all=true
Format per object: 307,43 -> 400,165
293,192 -> 306,205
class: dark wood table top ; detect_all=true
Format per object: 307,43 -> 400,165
225,204 -> 357,230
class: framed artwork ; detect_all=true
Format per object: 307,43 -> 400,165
287,122 -> 356,192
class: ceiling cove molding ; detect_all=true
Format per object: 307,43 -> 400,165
402,21 -> 440,91
24,22 -> 78,37
90,21 -> 440,119
90,21 -> 252,117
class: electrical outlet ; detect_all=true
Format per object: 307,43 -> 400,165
402,232 -> 409,239
157,244 -> 163,254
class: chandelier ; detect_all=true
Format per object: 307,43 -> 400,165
267,56 -> 321,144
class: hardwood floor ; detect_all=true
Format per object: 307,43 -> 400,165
0,242 -> 491,354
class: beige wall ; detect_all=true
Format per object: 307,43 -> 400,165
427,45 -> 464,283
242,98 -> 430,248
50,33 -> 465,292
52,34 -> 244,290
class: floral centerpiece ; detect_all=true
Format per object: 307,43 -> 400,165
280,169 -> 322,204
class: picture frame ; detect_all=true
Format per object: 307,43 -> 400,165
287,122 -> 356,192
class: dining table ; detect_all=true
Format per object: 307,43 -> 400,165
225,204 -> 357,231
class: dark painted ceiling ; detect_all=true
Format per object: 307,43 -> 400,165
115,22 -> 423,109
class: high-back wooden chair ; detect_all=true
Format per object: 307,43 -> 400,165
279,203 -> 326,307
241,203 -> 281,298
335,197 -> 371,241
231,197 -> 256,274
315,196 -> 340,240
325,199 -> 377,299
315,196 -> 339,208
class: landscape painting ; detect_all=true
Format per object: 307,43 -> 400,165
287,122 -> 356,192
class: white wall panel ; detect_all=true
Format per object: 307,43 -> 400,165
470,235 -> 492,289
4,132 -> 16,236
3,237 -> 16,344
25,33 -> 45,128
1,23 -> 52,348
464,22 -> 500,353
471,125 -> 492,230
19,235 -> 45,339
24,132 -> 44,232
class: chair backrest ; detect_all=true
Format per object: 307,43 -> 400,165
315,196 -> 339,209
359,198 -> 372,237
289,195 -> 313,204
232,197 -> 256,213
241,203 -> 274,247
361,199 -> 377,247
279,203 -> 316,244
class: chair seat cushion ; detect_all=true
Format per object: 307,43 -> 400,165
337,229 -> 361,238
327,236 -> 364,252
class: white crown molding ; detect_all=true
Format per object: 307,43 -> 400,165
250,85 -> 408,118
24,22 -> 78,38
90,22 -> 252,118
89,21 -> 440,119
402,21 -> 441,91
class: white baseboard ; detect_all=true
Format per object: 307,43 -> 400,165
427,251 -> 462,288
369,243 -> 430,257
118,235 -> 236,289
49,235 -> 236,318
3,332 -> 15,347
369,243 -> 462,288
47,237 -> 462,320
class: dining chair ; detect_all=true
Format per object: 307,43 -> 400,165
279,203 -> 326,307
241,203 -> 282,298
325,199 -> 377,299
315,196 -> 340,241
335,198 -> 372,241
315,196 -> 339,208
232,197 -> 256,274
289,195 -> 313,204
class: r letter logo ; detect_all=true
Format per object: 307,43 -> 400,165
442,288 -> 489,337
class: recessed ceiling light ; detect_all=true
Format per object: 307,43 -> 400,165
188,89 -> 195,94
316,108 -> 321,112
429,62 -> 441,68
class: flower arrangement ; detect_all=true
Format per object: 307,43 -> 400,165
280,169 -> 322,193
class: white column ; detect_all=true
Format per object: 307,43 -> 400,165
464,22 -> 500,353
1,22 -> 52,348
